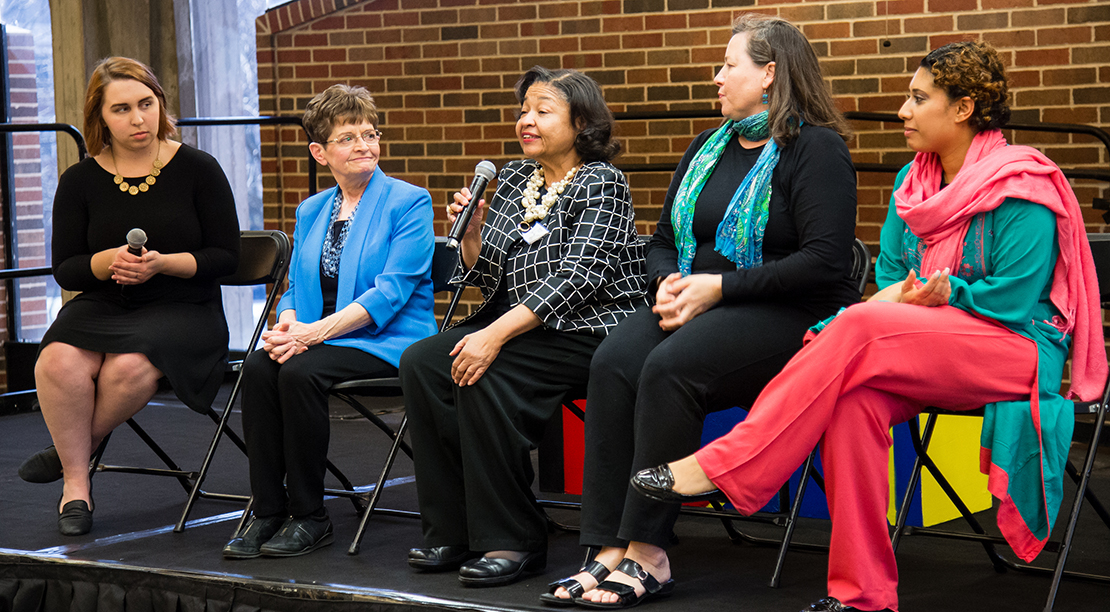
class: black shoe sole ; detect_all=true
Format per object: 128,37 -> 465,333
458,555 -> 546,587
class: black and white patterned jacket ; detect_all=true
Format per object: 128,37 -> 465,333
452,159 -> 647,335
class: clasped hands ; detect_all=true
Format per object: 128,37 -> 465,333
262,321 -> 325,363
653,272 -> 723,331
108,245 -> 163,285
869,268 -> 951,306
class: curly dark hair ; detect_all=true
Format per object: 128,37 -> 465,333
921,41 -> 1011,132
514,66 -> 621,163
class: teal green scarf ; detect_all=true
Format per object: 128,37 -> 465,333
671,111 -> 788,275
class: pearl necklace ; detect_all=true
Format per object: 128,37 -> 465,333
111,141 -> 163,196
519,164 -> 578,231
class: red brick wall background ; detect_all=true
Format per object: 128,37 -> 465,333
256,0 -> 1110,313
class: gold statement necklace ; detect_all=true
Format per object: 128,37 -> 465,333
111,141 -> 163,195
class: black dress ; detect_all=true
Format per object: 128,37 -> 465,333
40,144 -> 240,412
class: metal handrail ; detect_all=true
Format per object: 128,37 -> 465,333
0,116 -> 312,284
610,109 -> 1110,184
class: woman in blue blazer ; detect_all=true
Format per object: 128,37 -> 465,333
223,85 -> 436,559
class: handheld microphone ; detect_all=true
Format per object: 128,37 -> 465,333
446,161 -> 497,250
126,228 -> 147,257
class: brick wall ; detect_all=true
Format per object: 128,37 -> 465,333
256,0 -> 1110,313
1,28 -> 49,391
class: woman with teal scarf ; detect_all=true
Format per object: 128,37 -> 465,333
541,15 -> 859,608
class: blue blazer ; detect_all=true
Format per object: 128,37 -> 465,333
276,167 -> 436,367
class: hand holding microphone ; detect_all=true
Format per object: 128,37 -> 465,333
111,228 -> 156,285
446,161 -> 497,250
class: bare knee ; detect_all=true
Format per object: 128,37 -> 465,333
35,343 -> 100,387
100,353 -> 163,391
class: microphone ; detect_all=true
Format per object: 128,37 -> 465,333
126,228 -> 147,256
446,161 -> 497,250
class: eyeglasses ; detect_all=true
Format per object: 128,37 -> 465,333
325,129 -> 383,147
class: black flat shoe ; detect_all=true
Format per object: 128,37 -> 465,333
20,445 -> 63,483
458,551 -> 547,587
540,559 -> 611,606
801,597 -> 892,612
575,558 -> 674,609
58,499 -> 93,536
259,515 -> 333,557
408,545 -> 479,571
223,515 -> 286,559
630,464 -> 726,504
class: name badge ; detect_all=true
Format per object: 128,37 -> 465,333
520,221 -> 549,245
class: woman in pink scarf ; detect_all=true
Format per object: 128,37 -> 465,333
626,41 -> 1106,612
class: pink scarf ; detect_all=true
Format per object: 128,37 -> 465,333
894,129 -> 1107,401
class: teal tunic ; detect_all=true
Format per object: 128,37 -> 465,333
875,164 -> 1073,548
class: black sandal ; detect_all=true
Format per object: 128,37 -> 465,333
540,559 -> 611,606
574,558 -> 674,609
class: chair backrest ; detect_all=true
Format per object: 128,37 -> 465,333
851,238 -> 872,296
431,236 -> 460,295
219,230 -> 292,288
220,230 -> 292,362
1086,233 -> 1110,303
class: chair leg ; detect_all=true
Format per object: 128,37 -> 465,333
891,414 -> 933,554
88,434 -> 111,481
1044,401 -> 1106,612
176,404 -> 242,533
770,447 -> 818,588
122,418 -> 195,493
900,414 -> 1008,573
349,415 -> 409,555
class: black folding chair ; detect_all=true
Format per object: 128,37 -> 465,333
539,238 -> 872,589
888,232 -> 1110,612
79,231 -> 291,529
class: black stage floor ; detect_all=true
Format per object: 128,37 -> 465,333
1,384 -> 1108,611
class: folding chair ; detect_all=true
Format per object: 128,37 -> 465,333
539,238 -> 872,589
888,232 -> 1110,612
233,236 -> 461,555
78,231 -> 291,530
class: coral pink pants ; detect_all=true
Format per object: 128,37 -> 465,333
695,301 -> 1039,612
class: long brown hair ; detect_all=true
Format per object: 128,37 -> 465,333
732,14 -> 851,145
83,57 -> 176,156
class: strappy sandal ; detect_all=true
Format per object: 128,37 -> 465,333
540,559 -> 611,606
574,558 -> 674,609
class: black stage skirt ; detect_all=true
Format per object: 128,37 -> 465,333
39,292 -> 229,414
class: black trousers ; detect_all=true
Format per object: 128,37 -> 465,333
401,317 -> 602,553
241,344 -> 396,518
579,302 -> 819,549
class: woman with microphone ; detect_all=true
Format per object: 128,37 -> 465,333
19,57 -> 240,536
400,66 -> 646,587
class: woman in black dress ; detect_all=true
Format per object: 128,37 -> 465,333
18,57 -> 240,536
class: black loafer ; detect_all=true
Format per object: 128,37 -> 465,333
630,464 -> 726,503
223,515 -> 286,559
408,545 -> 479,571
801,597 -> 892,612
58,499 -> 93,536
259,515 -> 333,557
540,559 -> 611,606
20,445 -> 63,483
458,551 -> 547,587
